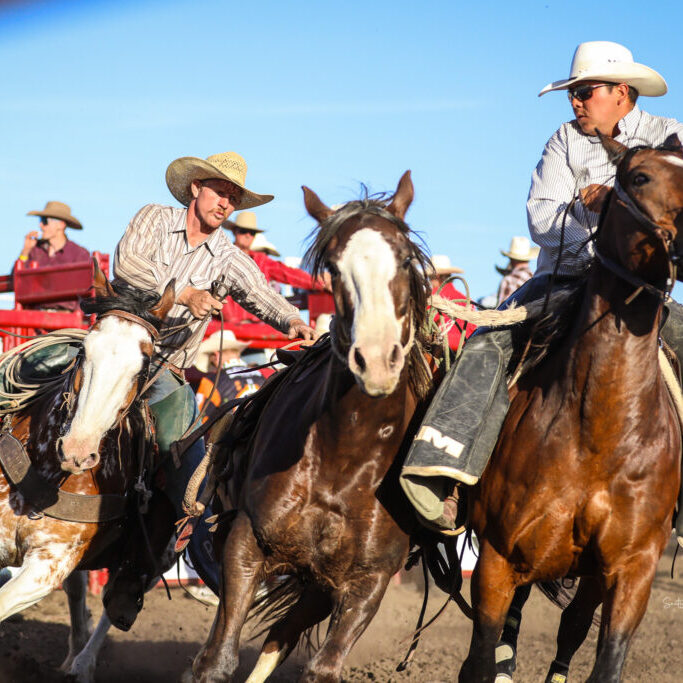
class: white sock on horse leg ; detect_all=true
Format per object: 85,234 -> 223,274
0,560 -> 64,622
245,647 -> 288,683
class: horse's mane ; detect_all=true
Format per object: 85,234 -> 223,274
303,192 -> 434,399
80,281 -> 163,330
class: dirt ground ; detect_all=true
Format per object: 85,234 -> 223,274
0,538 -> 681,683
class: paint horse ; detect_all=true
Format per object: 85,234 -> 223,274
0,266 -> 175,655
190,172 -> 446,682
461,135 -> 683,682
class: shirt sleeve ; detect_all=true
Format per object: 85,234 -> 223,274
224,249 -> 301,333
257,254 -> 321,290
113,204 -> 167,291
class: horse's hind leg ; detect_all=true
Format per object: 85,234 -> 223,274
191,511 -> 265,683
60,571 -> 92,671
459,542 -> 516,683
588,552 -> 659,683
544,576 -> 601,683
65,611 -> 112,683
300,572 -> 392,683
495,583 -> 531,681
245,586 -> 332,683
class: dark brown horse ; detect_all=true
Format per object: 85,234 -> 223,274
0,266 -> 175,669
190,172 -> 444,683
461,136 -> 683,682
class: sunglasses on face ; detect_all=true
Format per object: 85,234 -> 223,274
235,228 -> 257,236
39,216 -> 50,225
567,83 -> 613,102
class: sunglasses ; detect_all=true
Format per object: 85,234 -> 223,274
567,83 -> 613,102
39,216 -> 50,225
235,228 -> 257,236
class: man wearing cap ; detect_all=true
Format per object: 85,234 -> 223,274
496,236 -> 539,305
17,201 -> 90,311
401,43 -> 683,547
112,151 -> 314,592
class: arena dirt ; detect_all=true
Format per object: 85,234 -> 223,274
0,538 -> 681,682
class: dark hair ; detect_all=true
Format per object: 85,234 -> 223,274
81,281 -> 163,330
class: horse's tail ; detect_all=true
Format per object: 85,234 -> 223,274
535,579 -> 600,627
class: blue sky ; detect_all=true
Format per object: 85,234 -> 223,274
1,0 -> 682,301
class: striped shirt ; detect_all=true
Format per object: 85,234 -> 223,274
113,204 -> 300,368
527,105 -> 683,276
497,263 -> 534,305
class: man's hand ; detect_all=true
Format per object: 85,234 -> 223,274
21,231 -> 39,258
287,318 -> 315,341
176,286 -> 223,319
580,184 -> 611,213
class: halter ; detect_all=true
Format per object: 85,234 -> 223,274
98,309 -> 160,342
595,178 -> 678,303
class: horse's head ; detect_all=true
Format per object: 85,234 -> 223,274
58,262 -> 175,474
599,132 -> 683,284
303,171 -> 431,397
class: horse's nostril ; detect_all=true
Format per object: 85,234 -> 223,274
354,348 -> 366,373
56,438 -> 65,462
389,344 -> 402,368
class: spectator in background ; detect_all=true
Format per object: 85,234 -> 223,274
17,201 -> 90,311
193,330 -> 264,422
429,254 -> 476,351
495,236 -> 539,305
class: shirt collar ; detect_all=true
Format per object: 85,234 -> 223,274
582,105 -> 641,144
167,208 -> 224,256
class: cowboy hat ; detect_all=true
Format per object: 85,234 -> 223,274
539,41 -> 667,97
500,236 -> 540,261
27,201 -> 82,230
166,152 -> 274,210
194,330 -> 250,373
223,210 -> 265,234
250,232 -> 280,257
430,254 -> 464,276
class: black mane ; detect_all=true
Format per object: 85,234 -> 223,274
81,281 -> 163,330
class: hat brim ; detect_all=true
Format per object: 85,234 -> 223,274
539,62 -> 667,97
195,337 -> 250,373
434,266 -> 464,275
27,210 -> 82,230
166,157 -> 274,210
500,246 -> 539,260
222,220 -> 264,234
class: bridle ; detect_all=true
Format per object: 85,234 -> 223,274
595,177 -> 679,303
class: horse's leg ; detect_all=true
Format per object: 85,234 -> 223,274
245,586 -> 333,683
544,576 -> 601,683
459,542 -> 516,683
60,571 -> 92,671
0,553 -> 74,621
190,511 -> 265,683
587,552 -> 658,683
300,572 -> 392,683
65,611 -> 112,683
494,584 -> 531,681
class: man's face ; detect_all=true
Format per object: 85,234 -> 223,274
39,217 -> 66,242
233,227 -> 257,252
192,179 -> 243,230
568,80 -> 630,136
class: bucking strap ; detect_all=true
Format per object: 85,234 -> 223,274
0,432 -> 126,523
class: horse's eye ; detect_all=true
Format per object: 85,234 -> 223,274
402,257 -> 412,270
327,263 -> 339,278
632,173 -> 650,187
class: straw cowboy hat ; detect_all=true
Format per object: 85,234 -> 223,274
430,254 -> 464,276
500,236 -> 540,261
194,330 -> 249,373
223,210 -> 265,234
166,152 -> 274,210
539,41 -> 667,97
27,201 -> 82,229
250,232 -> 280,257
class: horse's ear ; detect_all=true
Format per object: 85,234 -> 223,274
663,133 -> 683,153
92,257 -> 115,298
302,186 -> 334,224
386,170 -> 414,220
149,278 -> 176,321
597,131 -> 628,164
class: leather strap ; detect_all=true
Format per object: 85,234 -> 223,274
98,309 -> 160,341
0,432 -> 127,523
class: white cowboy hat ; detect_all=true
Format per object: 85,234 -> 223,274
27,201 -> 82,230
166,152 -> 274,209
500,236 -> 540,261
250,232 -> 280,257
430,254 -> 464,276
539,41 -> 667,97
223,210 -> 265,234
194,330 -> 249,373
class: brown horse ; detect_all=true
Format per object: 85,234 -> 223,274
0,266 -> 175,653
460,136 -> 683,682
190,172 -> 447,683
